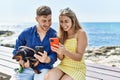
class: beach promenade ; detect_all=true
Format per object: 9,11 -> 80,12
0,46 -> 120,80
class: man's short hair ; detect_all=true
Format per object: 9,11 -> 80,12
36,5 -> 52,16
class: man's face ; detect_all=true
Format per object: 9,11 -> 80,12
36,15 -> 52,31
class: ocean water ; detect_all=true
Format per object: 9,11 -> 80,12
0,22 -> 120,47
82,22 -> 120,47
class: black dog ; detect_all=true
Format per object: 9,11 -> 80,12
12,46 -> 41,74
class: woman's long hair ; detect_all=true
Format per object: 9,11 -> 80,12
58,8 -> 83,44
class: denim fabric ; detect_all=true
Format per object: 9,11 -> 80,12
14,68 -> 34,80
12,68 -> 49,80
34,69 -> 49,80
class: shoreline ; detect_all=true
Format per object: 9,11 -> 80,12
85,46 -> 120,68
0,30 -> 16,48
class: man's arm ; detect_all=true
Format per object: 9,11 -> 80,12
46,52 -> 57,66
12,31 -> 26,55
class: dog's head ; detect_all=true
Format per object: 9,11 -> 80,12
12,46 -> 36,62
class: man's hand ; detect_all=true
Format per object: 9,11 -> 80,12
18,59 -> 24,67
34,51 -> 50,63
24,60 -> 30,68
18,59 -> 30,68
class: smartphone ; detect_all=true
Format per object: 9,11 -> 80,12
49,38 -> 59,48
35,46 -> 44,54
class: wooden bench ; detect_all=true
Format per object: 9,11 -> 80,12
0,46 -> 120,80
0,46 -> 19,80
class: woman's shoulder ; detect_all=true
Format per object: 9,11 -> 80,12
77,29 -> 85,33
76,29 -> 86,39
75,29 -> 86,40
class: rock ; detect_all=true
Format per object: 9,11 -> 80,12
0,30 -> 14,37
94,51 -> 103,55
0,30 -> 16,48
85,46 -> 120,68
0,44 -> 14,48
85,50 -> 93,53
112,65 -> 116,67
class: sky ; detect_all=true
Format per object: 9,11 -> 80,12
0,0 -> 120,24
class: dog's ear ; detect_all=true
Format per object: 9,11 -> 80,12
12,55 -> 22,61
12,50 -> 23,61
16,56 -> 22,61
12,52 -> 18,59
12,51 -> 20,59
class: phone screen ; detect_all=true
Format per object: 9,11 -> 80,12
35,46 -> 44,53
50,38 -> 59,48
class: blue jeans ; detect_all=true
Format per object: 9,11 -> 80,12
11,68 -> 49,80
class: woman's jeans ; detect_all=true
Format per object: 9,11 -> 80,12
11,68 -> 49,80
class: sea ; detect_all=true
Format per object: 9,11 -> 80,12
0,22 -> 120,47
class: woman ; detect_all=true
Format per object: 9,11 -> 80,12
45,7 -> 88,80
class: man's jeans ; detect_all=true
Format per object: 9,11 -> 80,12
11,68 -> 49,80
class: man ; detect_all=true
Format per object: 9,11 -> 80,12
12,5 -> 57,80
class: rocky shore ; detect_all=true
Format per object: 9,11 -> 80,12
85,46 -> 120,68
0,30 -> 15,48
0,30 -> 14,37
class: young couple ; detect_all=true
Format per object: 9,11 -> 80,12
12,5 -> 87,80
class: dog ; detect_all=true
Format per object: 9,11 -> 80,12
12,46 -> 41,74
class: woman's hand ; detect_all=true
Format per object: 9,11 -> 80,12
51,43 -> 66,55
51,43 -> 65,60
34,51 -> 50,63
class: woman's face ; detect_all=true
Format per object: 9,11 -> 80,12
59,15 -> 72,31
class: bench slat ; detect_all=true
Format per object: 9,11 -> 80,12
86,76 -> 101,80
0,59 -> 19,69
86,62 -> 120,72
87,71 -> 120,80
0,65 -> 15,75
87,66 -> 120,78
0,52 -> 17,63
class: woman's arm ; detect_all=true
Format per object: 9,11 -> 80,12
63,30 -> 88,61
57,53 -> 64,60
51,46 -> 64,60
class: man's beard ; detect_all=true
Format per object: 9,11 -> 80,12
41,26 -> 50,31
